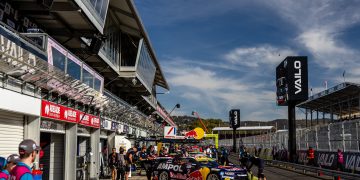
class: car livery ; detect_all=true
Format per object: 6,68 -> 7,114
153,157 -> 247,180
195,157 -> 248,180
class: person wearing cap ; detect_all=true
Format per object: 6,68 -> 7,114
0,154 -> 20,180
11,139 -> 40,180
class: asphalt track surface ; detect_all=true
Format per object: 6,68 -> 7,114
103,157 -> 328,180
228,155 -> 326,180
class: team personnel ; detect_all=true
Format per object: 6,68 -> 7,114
0,154 -> 20,180
247,156 -> 266,180
109,148 -> 119,180
220,147 -> 229,165
337,149 -> 344,171
11,139 -> 40,180
137,146 -> 148,176
307,147 -> 315,166
117,147 -> 126,180
125,146 -> 137,180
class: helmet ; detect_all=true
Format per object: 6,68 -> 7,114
0,157 -> 6,169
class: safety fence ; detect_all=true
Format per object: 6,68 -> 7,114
219,119 -> 360,152
229,146 -> 360,174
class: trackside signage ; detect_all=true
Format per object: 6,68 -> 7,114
41,100 -> 100,128
297,150 -> 360,173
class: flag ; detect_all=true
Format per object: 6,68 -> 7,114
324,81 -> 328,89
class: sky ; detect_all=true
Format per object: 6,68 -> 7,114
134,0 -> 360,122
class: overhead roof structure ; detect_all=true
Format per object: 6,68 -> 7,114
212,126 -> 274,131
297,82 -> 360,115
109,0 -> 169,89
12,0 -> 169,90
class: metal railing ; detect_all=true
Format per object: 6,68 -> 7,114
268,160 -> 360,179
219,119 -> 360,152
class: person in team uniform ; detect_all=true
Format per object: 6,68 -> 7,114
125,147 -> 137,180
117,147 -> 126,180
109,148 -> 119,180
11,139 -> 41,180
247,156 -> 266,180
0,154 -> 20,180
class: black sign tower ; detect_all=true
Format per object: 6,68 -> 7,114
276,56 -> 308,162
229,109 -> 240,152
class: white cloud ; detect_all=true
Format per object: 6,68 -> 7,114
262,0 -> 360,70
224,45 -> 297,67
163,60 -> 279,121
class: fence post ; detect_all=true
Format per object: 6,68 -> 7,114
306,129 -> 309,149
269,133 -> 272,148
342,122 -> 346,152
298,130 -> 301,150
356,122 -> 359,152
327,124 -> 331,151
315,126 -> 319,150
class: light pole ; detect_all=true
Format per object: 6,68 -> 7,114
156,103 -> 180,131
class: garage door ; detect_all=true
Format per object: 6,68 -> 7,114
50,134 -> 64,180
0,110 -> 24,157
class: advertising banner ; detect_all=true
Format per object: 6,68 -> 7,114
229,109 -> 240,129
111,121 -> 119,131
315,151 -> 337,169
296,150 -> 360,173
41,100 -> 100,128
343,152 -> 360,173
123,125 -> 129,134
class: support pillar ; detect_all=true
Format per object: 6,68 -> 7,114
24,116 -> 40,165
233,128 -> 236,152
310,109 -> 313,127
342,122 -> 346,152
64,123 -> 77,180
323,112 -> 325,124
316,110 -> 319,125
305,109 -> 308,128
24,116 -> 40,143
107,131 -> 116,152
330,106 -> 334,122
288,102 -> 297,162
348,98 -> 351,119
90,128 -> 100,179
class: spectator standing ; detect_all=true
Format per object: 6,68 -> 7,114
11,139 -> 41,180
109,148 -> 119,180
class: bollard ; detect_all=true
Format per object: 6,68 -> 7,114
317,170 -> 323,176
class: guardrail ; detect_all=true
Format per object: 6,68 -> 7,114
268,160 -> 360,180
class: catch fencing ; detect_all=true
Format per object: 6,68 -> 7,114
219,118 -> 360,152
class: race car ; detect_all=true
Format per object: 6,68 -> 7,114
153,156 -> 247,180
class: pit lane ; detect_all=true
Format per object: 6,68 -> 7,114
228,154 -> 331,180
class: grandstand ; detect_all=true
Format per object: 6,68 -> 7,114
228,82 -> 360,152
212,126 -> 274,140
298,82 -> 360,126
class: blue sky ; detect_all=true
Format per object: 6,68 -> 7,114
134,0 -> 360,121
